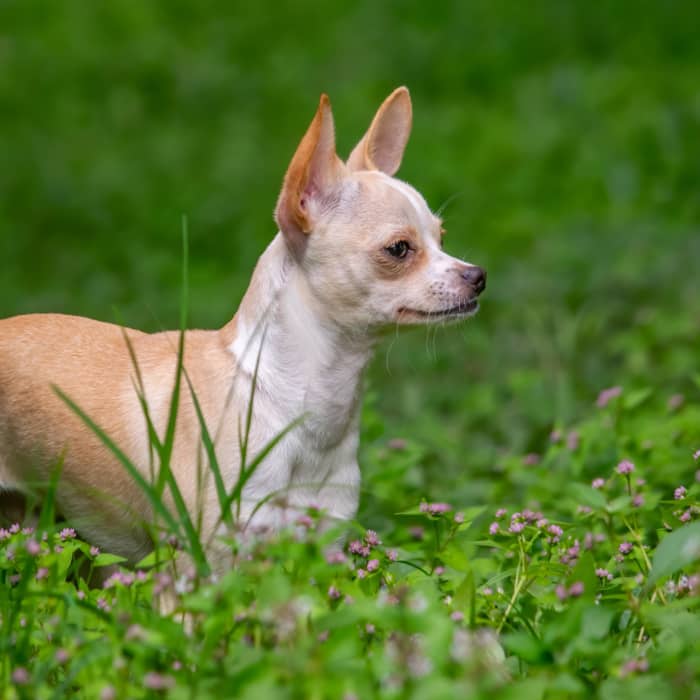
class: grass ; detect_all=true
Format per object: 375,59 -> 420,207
1,1 -> 700,697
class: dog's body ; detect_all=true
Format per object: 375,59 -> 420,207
0,88 -> 485,565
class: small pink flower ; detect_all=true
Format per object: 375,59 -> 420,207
548,524 -> 564,538
523,453 -> 540,466
495,508 -> 507,519
667,394 -> 684,410
295,514 -> 314,528
555,584 -> 568,601
568,581 -> 584,597
595,568 -> 613,581
25,539 -> 41,556
434,566 -> 445,576
143,672 -> 174,690
364,530 -> 381,547
450,611 -> 464,622
693,449 -> 700,461
509,521 -> 525,534
616,460 -> 634,475
596,386 -> 622,408
11,667 -> 29,685
9,523 -> 20,534
482,587 -> 493,596
420,502 -> 451,515
550,429 -> 562,443
409,526 -> 424,540
619,542 -> 633,555
54,648 -> 70,664
59,527 -> 76,540
100,686 -> 116,700
536,518 -> 549,528
90,546 -> 100,557
348,540 -> 366,556
356,569 -> 367,580
632,494 -> 644,508
365,623 -> 375,635
488,522 -> 500,536
36,567 -> 49,581
125,624 -> 145,641
325,549 -> 347,565
566,431 -> 580,451
454,512 -> 464,524
366,559 -> 380,572
386,549 -> 398,561
621,658 -> 649,677
679,510 -> 691,523
328,585 -> 341,600
591,478 -> 605,489
674,485 -> 687,500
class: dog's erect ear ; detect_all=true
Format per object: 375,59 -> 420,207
347,87 -> 412,176
275,94 -> 345,239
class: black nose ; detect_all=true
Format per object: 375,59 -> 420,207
461,266 -> 487,295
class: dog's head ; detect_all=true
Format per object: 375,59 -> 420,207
274,88 -> 486,331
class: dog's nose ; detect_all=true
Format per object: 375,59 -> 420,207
461,266 -> 487,295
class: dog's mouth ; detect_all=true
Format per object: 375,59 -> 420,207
397,299 -> 479,321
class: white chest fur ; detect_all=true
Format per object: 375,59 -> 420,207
225,234 -> 371,529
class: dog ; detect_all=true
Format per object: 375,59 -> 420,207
0,87 -> 485,568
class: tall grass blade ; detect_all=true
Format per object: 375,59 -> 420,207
185,372 -> 232,528
52,386 -> 182,538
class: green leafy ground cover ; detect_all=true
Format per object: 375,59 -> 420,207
1,2 -> 700,697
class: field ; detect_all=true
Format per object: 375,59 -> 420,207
1,2 -> 700,698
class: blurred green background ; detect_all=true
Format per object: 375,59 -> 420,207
1,1 -> 699,515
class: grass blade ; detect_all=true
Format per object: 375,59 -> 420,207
52,386 -> 182,538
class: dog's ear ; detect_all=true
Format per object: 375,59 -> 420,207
275,94 -> 345,239
347,87 -> 412,176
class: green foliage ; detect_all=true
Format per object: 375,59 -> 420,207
2,388 -> 699,698
1,1 -> 700,698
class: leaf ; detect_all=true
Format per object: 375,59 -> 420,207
568,483 -> 607,510
93,553 -> 128,568
647,521 -> 700,587
581,604 -> 615,640
453,571 -> 475,623
606,495 -> 631,513
623,387 -> 653,410
441,543 -> 471,572
502,632 -> 549,665
135,547 -> 174,569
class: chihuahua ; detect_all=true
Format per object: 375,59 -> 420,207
0,87 -> 485,565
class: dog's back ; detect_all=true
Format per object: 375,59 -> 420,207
0,313 -> 236,559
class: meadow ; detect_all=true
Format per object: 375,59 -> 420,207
1,2 -> 700,698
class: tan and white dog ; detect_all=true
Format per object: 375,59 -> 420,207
0,87 -> 485,565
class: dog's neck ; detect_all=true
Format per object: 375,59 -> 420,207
223,233 -> 374,449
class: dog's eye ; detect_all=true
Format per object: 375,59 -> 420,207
385,240 -> 410,259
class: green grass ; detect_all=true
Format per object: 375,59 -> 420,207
1,1 -> 700,697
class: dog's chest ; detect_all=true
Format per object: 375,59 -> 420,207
237,388 -> 362,521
